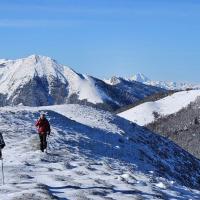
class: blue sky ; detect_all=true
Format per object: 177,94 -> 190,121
0,0 -> 200,82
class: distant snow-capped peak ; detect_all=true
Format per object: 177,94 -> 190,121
131,73 -> 150,83
130,73 -> 200,90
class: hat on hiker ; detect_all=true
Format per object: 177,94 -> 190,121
40,113 -> 46,119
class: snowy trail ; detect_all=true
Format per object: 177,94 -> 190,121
0,105 -> 199,199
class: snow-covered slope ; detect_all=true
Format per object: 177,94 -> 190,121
0,104 -> 200,199
0,55 -> 165,111
118,90 -> 200,126
131,73 -> 200,90
63,67 -> 109,104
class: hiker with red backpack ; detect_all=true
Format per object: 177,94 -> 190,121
35,113 -> 51,152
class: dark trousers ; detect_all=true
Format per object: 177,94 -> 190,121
39,133 -> 47,152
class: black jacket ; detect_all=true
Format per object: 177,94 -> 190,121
0,133 -> 5,149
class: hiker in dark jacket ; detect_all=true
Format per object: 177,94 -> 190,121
35,113 -> 51,152
0,133 -> 5,159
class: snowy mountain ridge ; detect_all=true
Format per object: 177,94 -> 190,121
0,104 -> 200,199
0,54 -> 104,104
131,73 -> 200,90
0,55 -> 165,111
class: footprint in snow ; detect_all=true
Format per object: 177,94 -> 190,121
65,162 -> 77,169
75,170 -> 89,176
86,165 -> 97,171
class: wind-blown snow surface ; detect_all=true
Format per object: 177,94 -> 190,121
0,105 -> 200,199
118,90 -> 200,126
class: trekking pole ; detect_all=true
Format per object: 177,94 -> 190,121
1,158 -> 4,185
46,134 -> 49,154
